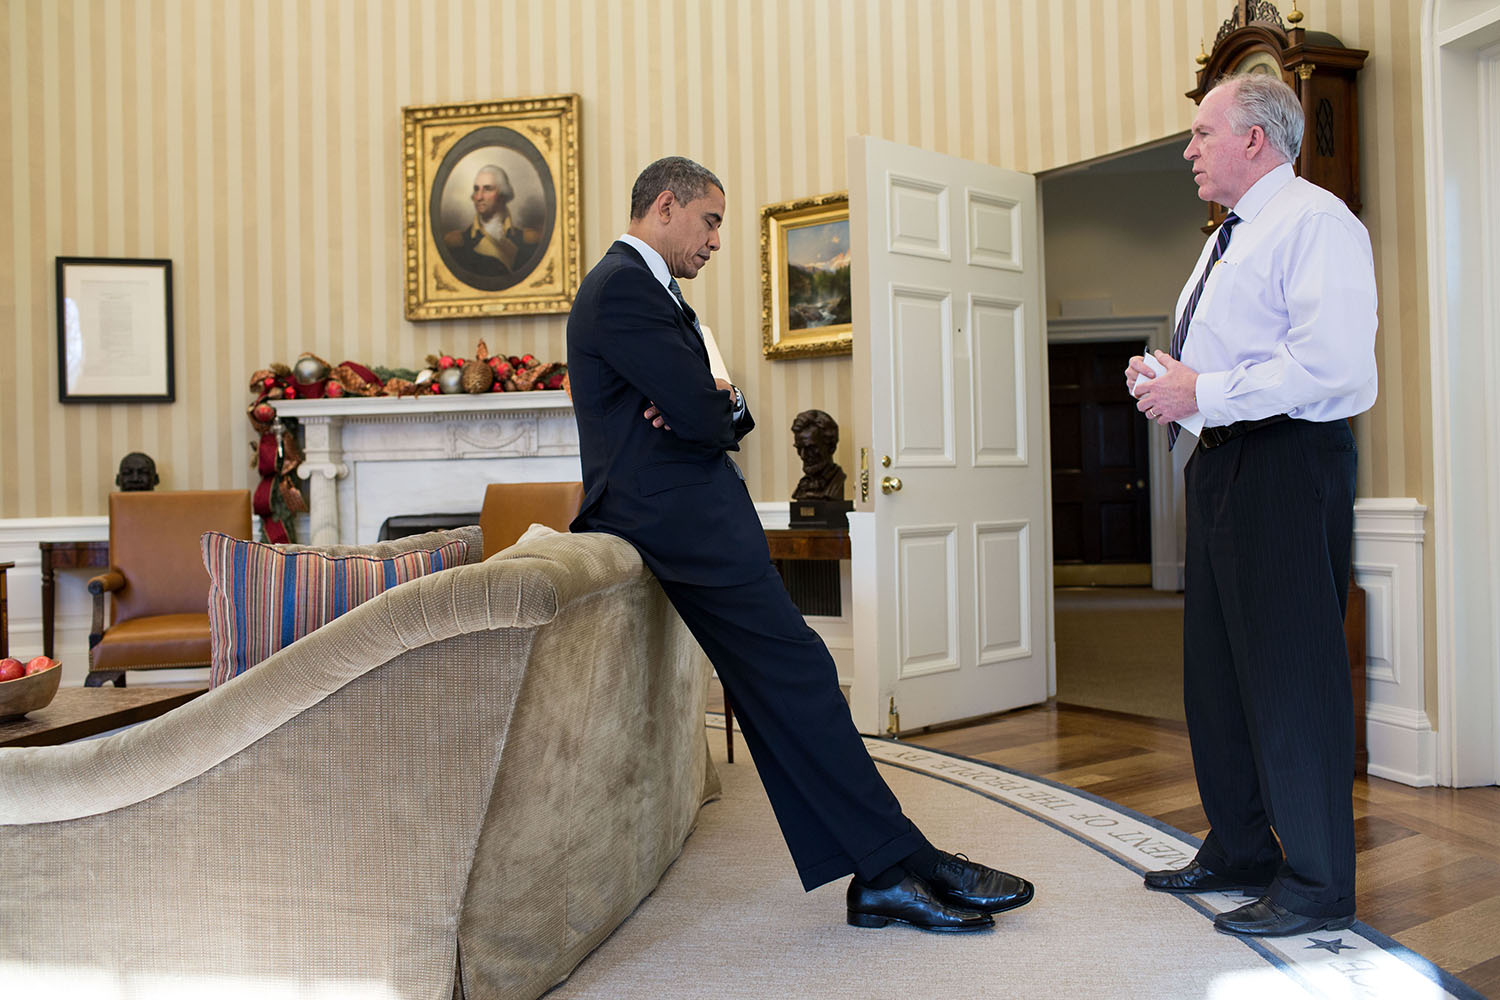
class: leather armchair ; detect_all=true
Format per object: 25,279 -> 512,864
86,490 -> 252,687
479,480 -> 584,559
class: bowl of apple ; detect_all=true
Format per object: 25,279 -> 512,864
0,656 -> 62,720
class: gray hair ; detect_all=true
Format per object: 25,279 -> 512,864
630,156 -> 724,220
475,165 -> 514,201
1213,74 -> 1305,163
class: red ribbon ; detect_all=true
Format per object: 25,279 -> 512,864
252,477 -> 275,517
256,433 -> 278,477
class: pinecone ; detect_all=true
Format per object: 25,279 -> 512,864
460,358 -> 495,393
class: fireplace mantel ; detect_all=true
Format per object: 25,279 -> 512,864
273,391 -> 580,544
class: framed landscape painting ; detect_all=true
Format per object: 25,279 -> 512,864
760,191 -> 852,360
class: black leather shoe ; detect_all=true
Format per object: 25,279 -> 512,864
927,851 -> 1035,914
1143,861 -> 1272,895
1213,896 -> 1355,937
846,874 -> 995,932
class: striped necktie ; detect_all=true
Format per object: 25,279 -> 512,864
666,276 -> 701,336
1168,212 -> 1240,449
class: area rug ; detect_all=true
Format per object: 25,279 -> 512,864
544,716 -> 1480,1000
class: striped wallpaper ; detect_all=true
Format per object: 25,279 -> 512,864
0,0 -> 1427,518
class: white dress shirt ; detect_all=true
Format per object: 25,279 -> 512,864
1180,162 -> 1378,426
616,232 -> 745,416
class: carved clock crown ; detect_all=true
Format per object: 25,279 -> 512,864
1187,1 -> 1368,229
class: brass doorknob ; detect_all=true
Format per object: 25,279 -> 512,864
881,476 -> 903,494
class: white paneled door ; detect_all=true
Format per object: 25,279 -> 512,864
849,136 -> 1052,732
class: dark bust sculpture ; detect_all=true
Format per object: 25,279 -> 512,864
115,452 -> 159,492
790,410 -> 847,502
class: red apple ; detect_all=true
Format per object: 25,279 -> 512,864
25,656 -> 55,675
0,658 -> 24,682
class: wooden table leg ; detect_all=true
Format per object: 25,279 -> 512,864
40,545 -> 55,659
0,561 -> 12,660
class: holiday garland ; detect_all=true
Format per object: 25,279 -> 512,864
247,340 -> 569,542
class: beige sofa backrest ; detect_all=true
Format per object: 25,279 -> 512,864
0,528 -> 714,1000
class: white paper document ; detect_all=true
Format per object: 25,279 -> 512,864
1135,354 -> 1204,438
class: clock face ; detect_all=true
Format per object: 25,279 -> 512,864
1236,49 -> 1285,78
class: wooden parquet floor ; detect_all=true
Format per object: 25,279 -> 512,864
906,702 -> 1500,998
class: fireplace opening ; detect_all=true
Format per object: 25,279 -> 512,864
377,512 -> 481,541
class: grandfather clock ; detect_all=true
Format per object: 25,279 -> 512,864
1190,1 -> 1371,775
1188,0 -> 1368,231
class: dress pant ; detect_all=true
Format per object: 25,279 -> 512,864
1183,417 -> 1357,918
659,565 -> 926,890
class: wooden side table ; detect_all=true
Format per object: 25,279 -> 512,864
763,528 -> 852,562
39,541 -> 110,659
715,529 -> 855,764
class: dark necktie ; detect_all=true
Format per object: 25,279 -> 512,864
666,276 -> 701,336
1168,212 -> 1240,449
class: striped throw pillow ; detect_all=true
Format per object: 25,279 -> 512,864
201,531 -> 469,688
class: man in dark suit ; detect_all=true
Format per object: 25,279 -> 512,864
567,156 -> 1035,932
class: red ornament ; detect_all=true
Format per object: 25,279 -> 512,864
284,386 -> 297,399
490,380 -> 505,392
251,402 -> 276,423
263,375 -> 276,388
439,355 -> 456,369
324,382 -> 345,398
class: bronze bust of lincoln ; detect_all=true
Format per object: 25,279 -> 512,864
790,410 -> 846,502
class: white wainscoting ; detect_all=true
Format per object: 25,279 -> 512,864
1,517 -> 109,689
1354,498 -> 1435,786
4,497 -> 1435,786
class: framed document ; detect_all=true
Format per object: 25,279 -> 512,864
55,257 -> 175,404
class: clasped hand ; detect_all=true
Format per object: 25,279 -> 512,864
643,378 -> 736,431
1125,351 -> 1198,425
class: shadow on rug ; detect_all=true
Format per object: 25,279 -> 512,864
543,717 -> 1478,1000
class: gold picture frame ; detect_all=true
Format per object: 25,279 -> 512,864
760,191 -> 852,360
402,94 -> 582,320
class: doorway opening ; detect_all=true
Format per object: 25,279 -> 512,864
1039,134 -> 1204,721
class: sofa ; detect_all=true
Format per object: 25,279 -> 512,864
0,525 -> 719,999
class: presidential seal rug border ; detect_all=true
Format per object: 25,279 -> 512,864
550,713 -> 1482,1000
851,729 -> 1483,1000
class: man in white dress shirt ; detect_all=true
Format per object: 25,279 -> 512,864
1126,74 -> 1377,937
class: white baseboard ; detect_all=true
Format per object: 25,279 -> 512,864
1366,703 -> 1439,787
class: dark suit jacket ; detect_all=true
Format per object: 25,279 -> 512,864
567,241 -> 770,586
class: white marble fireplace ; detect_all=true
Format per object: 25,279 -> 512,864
273,392 -> 581,545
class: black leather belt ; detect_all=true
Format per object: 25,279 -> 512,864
1197,414 -> 1292,449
